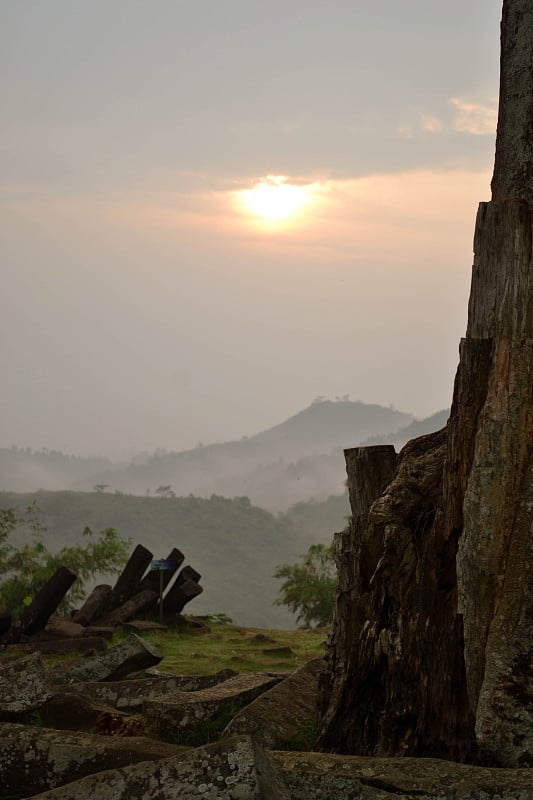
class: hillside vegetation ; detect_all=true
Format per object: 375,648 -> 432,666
0,490 -> 349,629
1,399 -> 424,509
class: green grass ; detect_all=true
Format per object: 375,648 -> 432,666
126,619 -> 327,676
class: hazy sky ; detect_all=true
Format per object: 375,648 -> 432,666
1,1 -> 502,458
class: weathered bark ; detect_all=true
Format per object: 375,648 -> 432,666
319,430 -> 474,760
101,589 -> 158,627
454,204 -> 533,767
318,0 -> 532,767
19,566 -> 77,637
71,584 -> 112,626
491,0 -> 533,202
107,544 -> 153,609
162,577 -> 203,615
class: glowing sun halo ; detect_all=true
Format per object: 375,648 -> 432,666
241,176 -> 311,222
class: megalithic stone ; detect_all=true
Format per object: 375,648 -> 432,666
0,610 -> 11,636
20,566 -> 77,636
108,544 -> 153,610
57,634 -> 162,683
71,584 -> 112,627
101,590 -> 159,627
174,565 -> 201,586
140,548 -> 185,594
162,578 -> 203,616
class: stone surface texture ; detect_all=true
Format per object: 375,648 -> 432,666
27,735 -> 291,800
55,633 -> 162,684
71,669 -> 238,713
222,659 -> 322,749
0,652 -> 52,715
0,721 -> 185,797
271,751 -> 533,800
143,672 -> 282,739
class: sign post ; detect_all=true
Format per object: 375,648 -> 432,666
150,559 -> 176,624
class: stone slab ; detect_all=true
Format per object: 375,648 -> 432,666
26,735 -> 290,799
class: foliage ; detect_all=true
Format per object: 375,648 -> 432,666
0,503 -> 131,618
0,489 -> 346,628
274,542 -> 337,628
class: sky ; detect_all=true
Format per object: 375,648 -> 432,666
1,0 -> 502,458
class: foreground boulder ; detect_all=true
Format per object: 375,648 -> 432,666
223,659 -> 322,749
37,690 -> 136,732
55,633 -> 162,684
72,668 -> 237,713
0,722 -> 185,797
143,672 -> 283,742
271,751 -> 533,800
0,652 -> 52,717
27,735 -> 290,799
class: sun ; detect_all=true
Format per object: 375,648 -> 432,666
240,176 -> 311,222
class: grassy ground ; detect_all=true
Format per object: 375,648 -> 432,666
135,620 -> 328,675
1,619 -> 328,676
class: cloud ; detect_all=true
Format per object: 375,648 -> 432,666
420,115 -> 444,133
450,97 -> 498,135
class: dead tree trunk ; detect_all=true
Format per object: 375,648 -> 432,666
318,0 -> 532,768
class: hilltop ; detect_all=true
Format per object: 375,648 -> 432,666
1,399 -> 420,509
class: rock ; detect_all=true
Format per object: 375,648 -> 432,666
27,735 -> 290,800
82,625 -> 115,639
10,635 -> 107,655
223,658 -> 322,749
100,589 -> 159,626
271,751 -> 533,800
143,672 -> 284,741
0,652 -> 52,716
43,617 -> 85,639
19,566 -> 77,637
37,690 -> 132,731
107,544 -> 153,609
55,633 -> 162,683
0,721 -> 185,798
71,669 -> 239,713
123,619 -> 168,633
71,584 -> 112,626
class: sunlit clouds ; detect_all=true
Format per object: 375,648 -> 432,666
450,98 -> 498,135
398,96 -> 497,140
239,176 -> 315,222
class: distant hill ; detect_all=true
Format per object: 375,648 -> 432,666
361,409 -> 450,448
69,400 -> 412,509
0,402 -> 449,511
0,489 -> 349,629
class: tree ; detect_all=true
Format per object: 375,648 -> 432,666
274,542 -> 336,628
0,503 -> 131,619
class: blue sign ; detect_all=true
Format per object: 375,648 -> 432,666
151,559 -> 175,571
